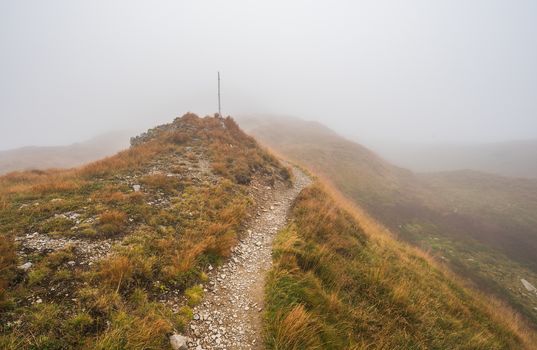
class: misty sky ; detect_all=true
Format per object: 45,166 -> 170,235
1,0 -> 536,150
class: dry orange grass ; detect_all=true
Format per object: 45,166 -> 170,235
92,309 -> 172,350
98,210 -> 127,236
0,136 -> 169,200
98,256 -> 134,292
101,191 -> 127,204
272,305 -> 322,350
208,229 -> 237,258
0,169 -> 83,197
89,185 -> 128,204
165,239 -> 211,277
78,140 -> 171,178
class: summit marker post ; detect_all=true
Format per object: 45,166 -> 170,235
218,71 -> 222,117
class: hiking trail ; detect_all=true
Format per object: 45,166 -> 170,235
185,167 -> 311,349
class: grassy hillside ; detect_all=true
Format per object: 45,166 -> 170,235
265,182 -> 534,349
239,115 -> 537,328
0,130 -> 133,175
0,114 -> 290,349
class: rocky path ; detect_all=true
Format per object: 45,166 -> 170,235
185,168 -> 310,349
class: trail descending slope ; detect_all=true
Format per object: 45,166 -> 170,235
187,168 -> 311,349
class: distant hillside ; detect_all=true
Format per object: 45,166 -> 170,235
239,115 -> 537,327
370,139 -> 537,178
0,130 -> 133,175
238,115 -> 421,205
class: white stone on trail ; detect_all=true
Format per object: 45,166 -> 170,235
170,334 -> 189,350
185,167 -> 311,349
521,279 -> 537,293
132,184 -> 141,192
18,262 -> 33,271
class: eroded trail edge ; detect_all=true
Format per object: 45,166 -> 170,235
185,168 -> 311,350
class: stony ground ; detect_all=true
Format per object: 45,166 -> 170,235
185,168 -> 310,350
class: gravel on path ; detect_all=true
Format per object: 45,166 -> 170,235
186,167 -> 311,350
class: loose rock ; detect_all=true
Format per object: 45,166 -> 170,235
521,279 -> 537,293
170,334 -> 188,350
18,262 -> 33,271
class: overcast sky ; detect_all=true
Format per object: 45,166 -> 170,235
1,0 -> 536,150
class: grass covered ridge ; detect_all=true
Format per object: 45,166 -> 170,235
0,114 -> 290,349
243,116 -> 537,328
265,183 -> 535,349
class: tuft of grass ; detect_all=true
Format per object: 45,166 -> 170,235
185,285 -> 203,307
98,256 -> 134,292
271,305 -> 322,350
27,266 -> 51,286
92,310 -> 172,350
40,216 -> 73,235
98,210 -> 127,236
140,174 -> 183,194
66,312 -> 94,333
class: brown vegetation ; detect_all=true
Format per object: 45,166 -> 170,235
98,210 -> 128,236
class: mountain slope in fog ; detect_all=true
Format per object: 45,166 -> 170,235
0,130 -> 132,175
239,115 -> 537,326
3,114 -> 534,348
371,140 -> 537,178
